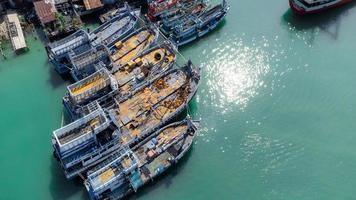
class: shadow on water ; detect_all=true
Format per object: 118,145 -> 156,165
49,158 -> 89,200
62,106 -> 74,126
46,60 -> 71,89
281,2 -> 356,45
128,147 -> 196,200
34,27 -> 49,43
81,14 -> 101,31
32,27 -> 71,89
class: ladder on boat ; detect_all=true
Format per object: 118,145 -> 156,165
87,101 -> 100,113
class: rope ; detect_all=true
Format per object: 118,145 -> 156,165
61,111 -> 65,127
186,104 -> 192,118
135,13 -> 195,68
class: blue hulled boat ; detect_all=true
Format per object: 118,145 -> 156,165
168,0 -> 229,46
46,5 -> 139,75
85,118 -> 199,200
46,30 -> 91,74
69,44 -> 112,81
160,0 -> 207,34
89,5 -> 140,47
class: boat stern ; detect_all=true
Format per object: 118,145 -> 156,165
289,0 -> 307,15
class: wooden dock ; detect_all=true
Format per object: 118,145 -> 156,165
5,12 -> 27,53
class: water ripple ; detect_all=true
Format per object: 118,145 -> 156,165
240,133 -> 305,177
201,37 -> 270,111
196,33 -> 309,114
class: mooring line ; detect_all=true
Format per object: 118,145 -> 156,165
61,111 -> 64,127
136,13 -> 193,67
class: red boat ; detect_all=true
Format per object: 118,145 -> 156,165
148,0 -> 179,21
289,0 -> 353,15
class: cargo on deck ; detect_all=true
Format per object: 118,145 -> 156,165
63,42 -> 176,120
85,118 -> 199,200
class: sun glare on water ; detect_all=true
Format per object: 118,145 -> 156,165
201,36 -> 271,112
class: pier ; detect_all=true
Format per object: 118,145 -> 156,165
5,12 -> 27,53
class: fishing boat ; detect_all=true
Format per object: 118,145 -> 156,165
109,27 -> 159,67
89,6 -> 139,47
63,43 -> 177,120
46,5 -> 138,74
105,62 -> 200,148
169,0 -> 229,46
156,0 -> 204,20
161,0 -> 206,19
53,62 -> 200,179
160,0 -> 207,35
85,118 -> 199,200
52,108 -> 125,179
147,0 -> 179,21
69,44 -> 112,81
289,0 -> 352,15
46,30 -> 91,74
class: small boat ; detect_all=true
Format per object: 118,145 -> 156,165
89,6 -> 140,47
69,44 -> 112,81
85,118 -> 199,200
109,27 -> 159,67
63,43 -> 177,121
160,1 -> 207,35
169,0 -> 229,46
289,0 -> 353,15
53,62 -> 200,179
46,30 -> 91,74
160,0 -> 206,19
52,108 -> 123,179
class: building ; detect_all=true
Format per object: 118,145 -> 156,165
34,0 -> 81,40
33,0 -> 57,26
72,0 -> 103,16
5,11 -> 27,53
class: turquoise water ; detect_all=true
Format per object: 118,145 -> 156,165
1,0 -> 356,199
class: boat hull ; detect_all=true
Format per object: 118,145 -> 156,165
289,0 -> 353,15
171,2 -> 229,47
93,119 -> 199,200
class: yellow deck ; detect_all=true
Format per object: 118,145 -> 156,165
121,157 -> 132,169
111,30 -> 156,65
71,77 -> 105,96
98,168 -> 115,183
59,117 -> 100,144
113,72 -> 189,144
156,125 -> 188,147
134,124 -> 188,165
69,47 -> 175,99
113,48 -> 175,93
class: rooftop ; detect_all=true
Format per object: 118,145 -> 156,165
33,0 -> 57,25
6,12 -> 27,51
83,0 -> 103,10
